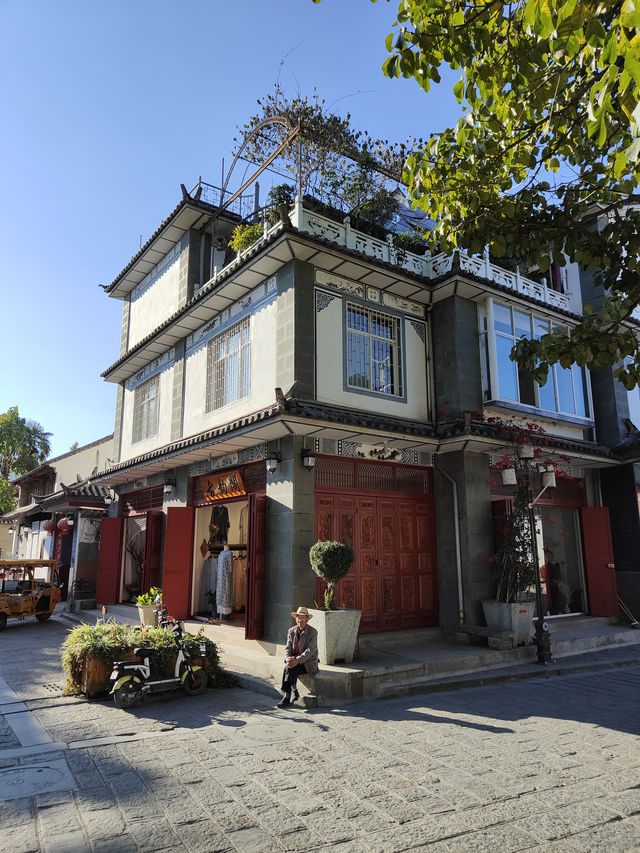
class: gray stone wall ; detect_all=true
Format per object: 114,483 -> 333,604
120,298 -> 130,357
264,435 -> 316,643
112,383 -> 125,462
435,450 -> 495,631
431,295 -> 484,419
170,340 -> 186,442
274,259 -> 315,399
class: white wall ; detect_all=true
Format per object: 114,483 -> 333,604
119,361 -> 174,461
52,436 -> 113,487
315,288 -> 429,421
128,249 -> 181,349
183,298 -> 278,438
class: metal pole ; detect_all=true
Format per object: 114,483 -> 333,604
528,471 -> 552,664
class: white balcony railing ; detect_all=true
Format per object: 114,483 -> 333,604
291,197 -> 570,312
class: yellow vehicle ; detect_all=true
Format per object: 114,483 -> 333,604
0,560 -> 61,631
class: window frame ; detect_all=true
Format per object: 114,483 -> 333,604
132,374 -> 160,444
343,300 -> 406,400
205,316 -> 251,413
480,298 -> 593,422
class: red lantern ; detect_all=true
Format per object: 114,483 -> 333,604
43,520 -> 57,535
57,518 -> 72,535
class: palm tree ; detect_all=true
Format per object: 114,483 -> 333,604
0,407 -> 52,511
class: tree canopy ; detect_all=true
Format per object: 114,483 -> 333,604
372,0 -> 640,389
0,407 -> 52,513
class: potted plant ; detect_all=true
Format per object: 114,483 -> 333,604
136,586 -> 162,627
308,540 -> 361,665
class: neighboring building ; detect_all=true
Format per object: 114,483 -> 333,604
91,159 -> 636,644
4,436 -> 113,602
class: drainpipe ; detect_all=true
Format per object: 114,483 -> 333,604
434,455 -> 464,625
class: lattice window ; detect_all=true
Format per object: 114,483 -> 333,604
119,486 -> 164,515
316,456 -> 433,495
346,303 -> 402,396
206,317 -> 250,412
132,375 -> 160,443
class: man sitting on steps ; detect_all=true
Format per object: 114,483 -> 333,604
277,606 -> 319,708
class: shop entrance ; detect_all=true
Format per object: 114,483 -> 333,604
192,498 -> 248,623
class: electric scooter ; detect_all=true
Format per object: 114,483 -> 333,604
109,621 -> 208,708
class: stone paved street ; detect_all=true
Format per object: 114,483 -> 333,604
0,616 -> 639,852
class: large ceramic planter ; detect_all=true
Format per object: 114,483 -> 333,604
309,608 -> 362,665
137,604 -> 157,627
482,599 -> 535,646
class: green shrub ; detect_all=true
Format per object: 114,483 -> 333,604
309,540 -> 355,610
229,222 -> 263,254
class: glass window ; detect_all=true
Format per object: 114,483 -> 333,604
488,301 -> 590,417
206,317 -> 251,411
132,375 -> 160,443
346,303 -> 403,396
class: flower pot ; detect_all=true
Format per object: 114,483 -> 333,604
137,604 -> 157,627
309,608 -> 362,665
482,599 -> 535,646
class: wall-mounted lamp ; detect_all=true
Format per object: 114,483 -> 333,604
104,492 -> 113,506
301,448 -> 316,472
265,452 -> 280,474
164,482 -> 175,495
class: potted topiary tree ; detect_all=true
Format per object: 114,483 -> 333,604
136,586 -> 162,627
308,540 -> 361,665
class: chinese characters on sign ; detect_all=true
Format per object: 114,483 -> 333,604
203,470 -> 246,502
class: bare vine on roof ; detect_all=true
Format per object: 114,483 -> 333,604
233,87 -> 424,229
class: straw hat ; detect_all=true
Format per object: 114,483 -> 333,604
291,606 -> 313,620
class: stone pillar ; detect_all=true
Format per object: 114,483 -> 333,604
264,435 -> 316,643
170,340 -> 185,442
431,295 -> 484,420
435,450 -> 495,631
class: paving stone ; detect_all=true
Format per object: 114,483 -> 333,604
42,830 -> 90,853
174,820 -> 235,853
0,822 -> 40,853
127,817 -> 183,851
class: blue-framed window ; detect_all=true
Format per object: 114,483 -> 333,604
346,302 -> 403,397
481,301 -> 590,418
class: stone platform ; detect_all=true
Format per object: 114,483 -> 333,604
60,604 -> 640,707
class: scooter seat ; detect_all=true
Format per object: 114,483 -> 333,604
133,647 -> 156,658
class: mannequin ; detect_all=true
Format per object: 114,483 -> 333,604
216,542 -> 234,621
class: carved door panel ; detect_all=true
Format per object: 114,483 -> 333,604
336,497 -> 356,609
379,499 -> 398,631
357,496 -> 378,633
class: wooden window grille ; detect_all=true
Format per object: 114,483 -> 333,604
206,317 -> 251,412
132,375 -> 160,443
119,486 -> 164,515
316,456 -> 433,495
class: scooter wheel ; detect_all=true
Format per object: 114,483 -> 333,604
113,678 -> 141,709
0,613 -> 6,632
183,668 -> 208,696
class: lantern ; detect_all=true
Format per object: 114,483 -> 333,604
57,518 -> 73,535
43,520 -> 57,535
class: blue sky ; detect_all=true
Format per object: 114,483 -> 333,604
1,0 -> 462,460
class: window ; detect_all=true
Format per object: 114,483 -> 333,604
481,300 -> 590,418
132,375 -> 160,443
206,317 -> 251,411
346,303 -> 403,396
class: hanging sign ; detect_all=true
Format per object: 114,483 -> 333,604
195,470 -> 246,504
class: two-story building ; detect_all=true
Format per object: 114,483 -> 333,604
92,156 -> 632,644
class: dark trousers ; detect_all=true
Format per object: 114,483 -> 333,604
281,663 -> 306,694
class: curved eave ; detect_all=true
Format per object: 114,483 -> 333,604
106,198 -> 236,300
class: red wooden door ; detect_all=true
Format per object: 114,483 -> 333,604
162,507 -> 195,620
142,510 -> 164,592
246,493 -> 266,640
315,492 -> 438,633
96,517 -> 124,606
580,506 -> 617,616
